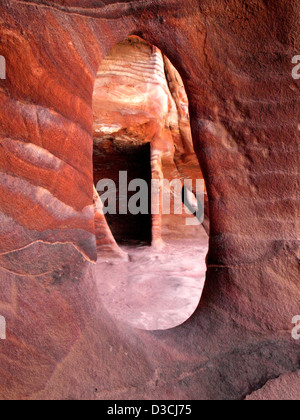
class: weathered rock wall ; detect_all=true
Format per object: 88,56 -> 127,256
0,0 -> 299,400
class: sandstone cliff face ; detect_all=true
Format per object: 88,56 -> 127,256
0,0 -> 299,400
93,37 -> 173,146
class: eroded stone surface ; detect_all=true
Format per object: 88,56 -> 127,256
246,371 -> 300,401
0,0 -> 299,400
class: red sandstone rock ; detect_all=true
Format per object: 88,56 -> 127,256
93,36 -> 206,247
0,0 -> 299,401
246,371 -> 300,401
93,185 -> 128,259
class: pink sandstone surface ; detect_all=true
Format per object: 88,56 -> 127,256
0,0 -> 299,400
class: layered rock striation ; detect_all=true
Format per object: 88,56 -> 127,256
0,0 -> 299,400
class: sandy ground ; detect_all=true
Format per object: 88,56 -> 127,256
95,227 -> 208,331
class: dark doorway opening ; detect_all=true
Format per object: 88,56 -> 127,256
93,139 -> 152,245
